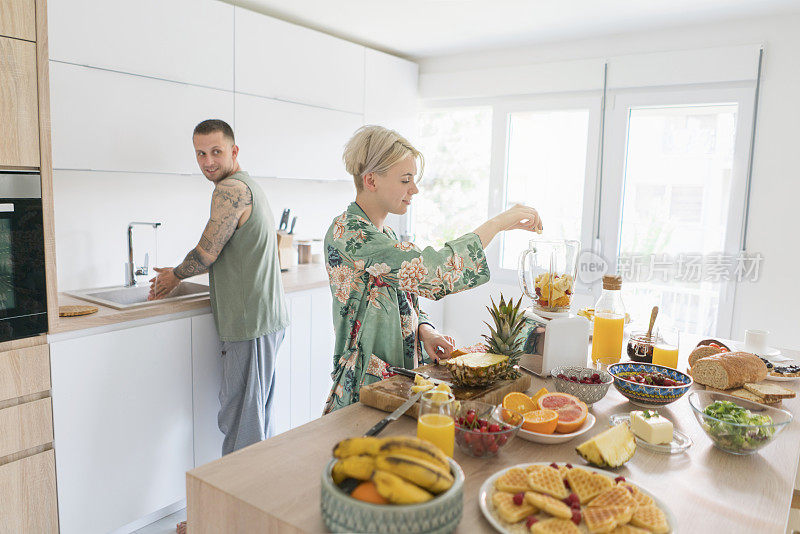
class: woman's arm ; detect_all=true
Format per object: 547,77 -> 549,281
473,204 -> 543,248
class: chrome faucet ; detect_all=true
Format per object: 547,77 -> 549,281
125,221 -> 162,287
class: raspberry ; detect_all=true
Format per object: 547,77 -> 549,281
549,462 -> 559,469
526,516 -> 538,527
614,476 -> 626,483
565,463 -> 573,468
571,509 -> 581,525
592,373 -> 600,381
513,492 -> 525,505
564,479 -> 570,489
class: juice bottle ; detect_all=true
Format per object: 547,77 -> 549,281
591,275 -> 626,364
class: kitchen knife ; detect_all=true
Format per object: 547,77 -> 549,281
278,209 -> 290,230
288,216 -> 297,234
386,366 -> 452,387
364,390 -> 424,437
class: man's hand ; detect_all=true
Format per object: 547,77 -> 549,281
148,267 -> 180,300
419,324 -> 456,362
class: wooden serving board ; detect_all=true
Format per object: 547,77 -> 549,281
359,364 -> 531,418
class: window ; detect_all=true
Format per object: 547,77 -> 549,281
412,107 -> 492,248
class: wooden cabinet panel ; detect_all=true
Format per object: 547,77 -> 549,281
0,36 -> 39,167
235,7 -> 364,114
235,93 -> 361,181
191,313 -> 224,468
0,397 -> 53,457
49,61 -> 233,174
50,319 -> 193,534
0,0 -> 35,41
48,0 -> 233,90
0,344 -> 50,403
0,450 -> 58,533
364,48 -> 419,137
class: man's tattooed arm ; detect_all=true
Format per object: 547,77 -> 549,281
174,179 -> 253,280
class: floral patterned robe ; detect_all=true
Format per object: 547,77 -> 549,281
323,202 -> 490,413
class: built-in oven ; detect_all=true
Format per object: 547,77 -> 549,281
0,172 -> 48,342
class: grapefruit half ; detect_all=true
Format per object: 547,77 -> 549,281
538,392 -> 588,433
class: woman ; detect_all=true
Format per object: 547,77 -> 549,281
323,125 -> 542,413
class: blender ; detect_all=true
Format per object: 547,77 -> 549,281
516,239 -> 590,376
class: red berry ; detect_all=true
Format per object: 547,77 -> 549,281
564,479 -> 570,489
472,444 -> 484,456
466,412 -> 476,424
571,501 -> 581,510
592,373 -> 600,380
570,376 -> 578,381
566,463 -> 573,468
497,434 -> 508,446
467,409 -> 476,415
526,516 -> 538,527
614,476 -> 626,483
571,509 -> 581,525
513,492 -> 525,505
478,419 -> 488,427
549,462 -> 559,469
489,423 -> 501,433
463,432 -> 472,445
489,442 -> 499,454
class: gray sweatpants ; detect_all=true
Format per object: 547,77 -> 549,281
218,329 -> 286,455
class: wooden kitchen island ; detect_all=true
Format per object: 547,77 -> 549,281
187,346 -> 800,534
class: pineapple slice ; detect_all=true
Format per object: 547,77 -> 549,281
434,383 -> 452,395
445,352 -> 508,368
576,423 -> 636,468
411,384 -> 434,394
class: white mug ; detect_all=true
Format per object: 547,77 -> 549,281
744,329 -> 769,354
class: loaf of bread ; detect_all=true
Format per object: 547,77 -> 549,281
690,352 -> 767,390
688,346 -> 724,368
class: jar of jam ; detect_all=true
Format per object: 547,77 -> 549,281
627,331 -> 662,363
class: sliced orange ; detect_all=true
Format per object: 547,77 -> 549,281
503,391 -> 537,414
350,481 -> 389,504
530,387 -> 549,406
521,409 -> 559,434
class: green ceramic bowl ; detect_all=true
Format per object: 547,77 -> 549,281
320,457 -> 464,533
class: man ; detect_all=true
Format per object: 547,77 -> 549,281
150,119 -> 289,457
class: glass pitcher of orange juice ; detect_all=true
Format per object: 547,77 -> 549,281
416,391 -> 455,457
591,275 -> 626,366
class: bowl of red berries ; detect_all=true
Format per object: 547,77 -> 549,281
550,366 -> 613,405
607,362 -> 692,407
454,401 -> 522,458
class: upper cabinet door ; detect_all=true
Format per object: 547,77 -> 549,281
364,49 -> 419,137
235,93 -> 361,181
234,8 -> 365,114
0,37 -> 39,167
0,0 -> 36,41
50,62 -> 234,174
48,0 -> 233,90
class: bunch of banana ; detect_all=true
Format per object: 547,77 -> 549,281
331,436 -> 456,504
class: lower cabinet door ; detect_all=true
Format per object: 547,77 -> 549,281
49,319 -> 193,534
191,314 -> 224,467
0,450 -> 58,533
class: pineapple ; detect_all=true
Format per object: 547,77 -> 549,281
444,352 -> 509,387
576,423 -> 636,468
483,294 -> 526,380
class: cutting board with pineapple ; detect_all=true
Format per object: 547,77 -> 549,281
359,363 -> 531,418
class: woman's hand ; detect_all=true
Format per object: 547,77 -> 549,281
473,204 -> 542,248
418,324 -> 456,362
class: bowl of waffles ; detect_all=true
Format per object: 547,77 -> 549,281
479,462 -> 675,533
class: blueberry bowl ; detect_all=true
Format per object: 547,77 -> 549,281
607,362 -> 693,407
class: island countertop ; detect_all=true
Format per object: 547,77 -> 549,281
186,345 -> 800,534
51,263 -> 329,334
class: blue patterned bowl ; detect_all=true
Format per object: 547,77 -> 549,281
607,362 -> 693,407
321,457 -> 464,533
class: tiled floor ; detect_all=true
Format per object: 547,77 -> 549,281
132,509 -> 186,534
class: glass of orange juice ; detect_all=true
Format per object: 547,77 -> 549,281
416,391 -> 455,457
652,331 -> 680,369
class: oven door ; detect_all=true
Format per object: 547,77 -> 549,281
0,172 -> 47,342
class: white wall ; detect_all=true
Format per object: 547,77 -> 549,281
420,14 -> 800,349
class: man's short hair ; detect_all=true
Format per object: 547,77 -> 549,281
193,119 -> 235,144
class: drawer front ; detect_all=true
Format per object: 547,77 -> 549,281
0,343 -> 50,402
0,449 -> 58,533
0,397 -> 53,458
0,0 -> 36,41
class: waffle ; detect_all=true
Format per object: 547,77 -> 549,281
588,486 -> 637,510
527,466 -> 569,499
564,468 -> 613,504
630,505 -> 670,534
609,525 -> 651,534
492,491 -> 537,524
583,506 -> 634,534
496,467 -> 533,494
531,517 -> 581,534
618,482 -> 654,508
524,491 -> 572,519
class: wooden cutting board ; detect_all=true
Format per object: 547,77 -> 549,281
359,363 -> 532,418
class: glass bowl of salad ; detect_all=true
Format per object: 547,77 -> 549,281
688,391 -> 793,455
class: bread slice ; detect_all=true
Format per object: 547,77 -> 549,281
705,386 -> 782,406
743,382 -> 796,401
688,346 -> 724,368
690,352 -> 767,389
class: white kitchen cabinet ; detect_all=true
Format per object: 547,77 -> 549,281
234,92 -> 362,181
191,314 -> 224,468
234,7 -> 364,114
309,287 -> 335,418
289,292 -> 312,427
272,302 -> 292,435
49,318 -> 193,534
50,61 -> 234,174
364,48 -> 419,137
48,0 -> 234,90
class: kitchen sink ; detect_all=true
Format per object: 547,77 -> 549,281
66,281 -> 209,310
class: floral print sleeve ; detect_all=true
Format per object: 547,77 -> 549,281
322,203 -> 490,414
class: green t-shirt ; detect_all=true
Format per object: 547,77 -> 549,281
209,171 -> 289,341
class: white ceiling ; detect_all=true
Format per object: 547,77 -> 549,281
228,0 -> 800,59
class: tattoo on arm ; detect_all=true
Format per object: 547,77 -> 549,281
174,248 -> 210,280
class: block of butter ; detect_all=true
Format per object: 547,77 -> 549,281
630,410 -> 673,445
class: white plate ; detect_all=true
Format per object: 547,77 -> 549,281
608,414 -> 692,454
730,342 -> 785,360
478,462 -> 677,534
517,413 -> 596,444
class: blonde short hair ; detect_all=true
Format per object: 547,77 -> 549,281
343,125 -> 424,191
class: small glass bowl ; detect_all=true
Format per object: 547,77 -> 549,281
453,401 -> 522,458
